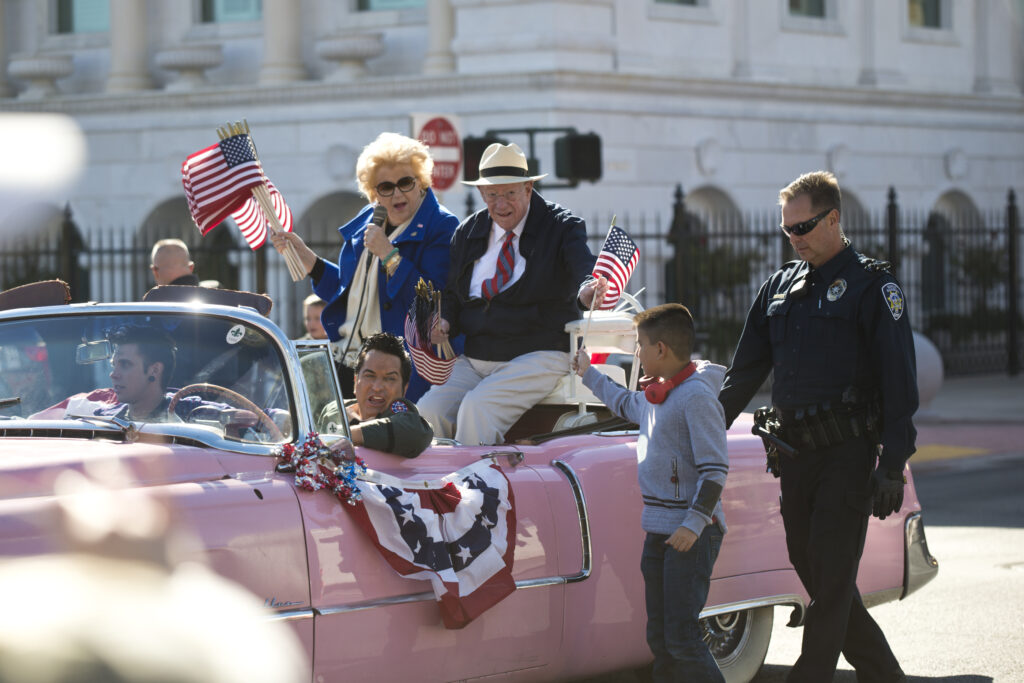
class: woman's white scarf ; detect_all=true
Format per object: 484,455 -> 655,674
336,216 -> 411,368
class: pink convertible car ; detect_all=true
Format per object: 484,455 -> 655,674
0,289 -> 936,682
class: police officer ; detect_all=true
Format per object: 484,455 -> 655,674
322,332 -> 433,459
718,171 -> 917,683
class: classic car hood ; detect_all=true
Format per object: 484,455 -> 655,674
0,436 -> 233,500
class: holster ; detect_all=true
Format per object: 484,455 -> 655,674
752,407 -> 795,478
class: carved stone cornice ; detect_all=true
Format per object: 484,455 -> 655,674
0,70 -> 1020,125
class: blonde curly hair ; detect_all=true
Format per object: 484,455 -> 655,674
356,132 -> 435,202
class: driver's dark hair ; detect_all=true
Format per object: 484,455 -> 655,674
108,325 -> 177,388
356,332 -> 411,387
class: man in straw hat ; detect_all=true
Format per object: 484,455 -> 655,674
419,142 -> 608,445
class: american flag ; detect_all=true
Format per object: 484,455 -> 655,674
229,179 -> 293,249
347,460 -> 517,629
592,225 -> 639,310
404,312 -> 456,385
181,134 -> 265,234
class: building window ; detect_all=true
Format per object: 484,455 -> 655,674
908,0 -> 942,28
357,0 -> 424,9
788,0 -> 825,18
55,0 -> 109,34
200,0 -> 262,23
654,0 -> 699,5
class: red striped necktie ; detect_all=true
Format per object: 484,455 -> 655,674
482,231 -> 515,300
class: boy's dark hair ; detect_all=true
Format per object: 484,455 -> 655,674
108,325 -> 177,387
356,332 -> 412,386
633,303 -> 695,361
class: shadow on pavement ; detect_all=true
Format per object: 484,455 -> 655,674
753,664 -> 993,682
912,451 -> 1024,529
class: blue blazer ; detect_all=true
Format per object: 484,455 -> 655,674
312,188 -> 461,400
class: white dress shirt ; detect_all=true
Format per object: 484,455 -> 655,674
469,211 -> 529,299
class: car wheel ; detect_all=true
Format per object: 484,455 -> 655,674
701,606 -> 774,683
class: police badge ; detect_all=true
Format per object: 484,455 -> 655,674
827,278 -> 847,301
881,282 -> 904,320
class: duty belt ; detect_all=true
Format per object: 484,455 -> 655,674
775,402 -> 875,452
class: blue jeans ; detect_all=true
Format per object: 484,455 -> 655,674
641,526 -> 725,683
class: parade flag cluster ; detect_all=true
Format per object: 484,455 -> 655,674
592,224 -> 639,310
181,121 -> 304,279
181,133 -> 266,236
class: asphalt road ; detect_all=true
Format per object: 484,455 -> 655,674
751,451 -> 1024,682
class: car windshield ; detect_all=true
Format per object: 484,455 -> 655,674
0,311 -> 294,443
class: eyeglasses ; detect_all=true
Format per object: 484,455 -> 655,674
781,208 -> 833,236
375,176 -> 417,197
480,186 -> 526,203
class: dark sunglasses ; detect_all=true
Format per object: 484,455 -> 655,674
781,208 -> 833,236
375,176 -> 416,197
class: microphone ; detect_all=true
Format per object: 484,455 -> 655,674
371,204 -> 387,228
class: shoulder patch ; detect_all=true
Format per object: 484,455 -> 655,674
881,282 -> 905,321
388,400 -> 408,414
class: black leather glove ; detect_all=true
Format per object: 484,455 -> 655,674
871,466 -> 906,520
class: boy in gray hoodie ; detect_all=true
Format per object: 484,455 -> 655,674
574,303 -> 728,683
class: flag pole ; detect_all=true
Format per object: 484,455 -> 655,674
217,121 -> 305,282
573,214 -> 615,415
581,214 -> 616,343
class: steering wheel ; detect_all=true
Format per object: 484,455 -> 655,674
169,383 -> 284,442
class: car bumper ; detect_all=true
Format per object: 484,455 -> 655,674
902,511 -> 938,599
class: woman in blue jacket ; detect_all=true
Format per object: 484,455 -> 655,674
272,132 -> 460,401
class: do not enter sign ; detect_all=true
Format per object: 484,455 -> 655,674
415,115 -> 462,192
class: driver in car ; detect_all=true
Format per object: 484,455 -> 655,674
94,325 -> 179,422
320,333 -> 433,459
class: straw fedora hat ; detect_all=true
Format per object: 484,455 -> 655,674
462,142 -> 548,186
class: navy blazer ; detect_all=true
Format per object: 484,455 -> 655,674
442,190 -> 595,362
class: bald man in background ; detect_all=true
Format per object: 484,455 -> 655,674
150,239 -> 199,287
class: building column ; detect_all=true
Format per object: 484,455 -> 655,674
424,0 -> 455,75
106,0 -> 152,92
0,7 -> 10,97
857,0 -> 877,85
731,0 -> 751,78
260,0 -> 306,84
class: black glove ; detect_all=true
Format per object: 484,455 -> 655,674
870,466 -> 906,520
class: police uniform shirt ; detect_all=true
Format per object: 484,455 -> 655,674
719,245 -> 918,470
320,397 -> 433,459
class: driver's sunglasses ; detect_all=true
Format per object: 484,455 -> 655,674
781,208 -> 833,236
375,176 -> 417,197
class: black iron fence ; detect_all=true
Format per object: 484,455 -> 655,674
2,186 -> 1020,377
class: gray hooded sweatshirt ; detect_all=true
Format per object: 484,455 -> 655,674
582,360 -> 729,537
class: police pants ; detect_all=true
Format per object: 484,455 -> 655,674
779,435 -> 903,683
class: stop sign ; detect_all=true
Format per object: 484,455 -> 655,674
417,116 -> 462,192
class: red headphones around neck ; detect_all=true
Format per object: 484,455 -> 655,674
643,361 -> 697,404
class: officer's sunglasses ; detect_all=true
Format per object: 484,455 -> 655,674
781,208 -> 833,237
375,176 -> 417,197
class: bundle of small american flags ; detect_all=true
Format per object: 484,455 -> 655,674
403,278 -> 456,385
181,120 -> 304,280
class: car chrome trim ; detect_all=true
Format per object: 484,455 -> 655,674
316,591 -> 435,616
267,608 -> 315,622
550,459 -> 592,584
902,511 -> 938,599
699,594 -> 805,621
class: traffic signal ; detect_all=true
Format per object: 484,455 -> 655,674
462,135 -> 508,182
555,132 -> 602,182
